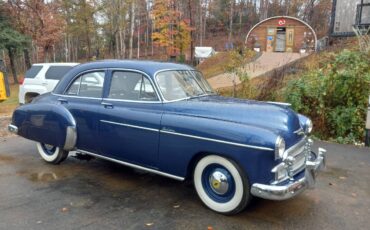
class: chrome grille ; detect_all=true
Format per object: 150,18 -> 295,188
285,138 -> 309,175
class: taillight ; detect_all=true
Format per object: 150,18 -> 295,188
19,78 -> 24,85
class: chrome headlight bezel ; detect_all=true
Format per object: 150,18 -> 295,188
305,119 -> 313,134
274,136 -> 286,160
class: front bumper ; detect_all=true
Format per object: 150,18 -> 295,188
250,148 -> 326,200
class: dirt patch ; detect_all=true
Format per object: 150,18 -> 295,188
0,155 -> 15,163
0,116 -> 13,138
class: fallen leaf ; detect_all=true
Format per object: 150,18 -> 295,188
208,226 -> 213,230
36,220 -> 42,224
173,204 -> 180,208
351,193 -> 357,197
145,223 -> 154,227
329,182 -> 335,186
61,207 -> 69,212
339,176 -> 347,180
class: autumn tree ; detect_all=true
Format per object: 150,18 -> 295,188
0,4 -> 29,83
152,0 -> 192,59
7,0 -> 65,62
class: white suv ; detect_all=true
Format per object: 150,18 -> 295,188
19,63 -> 79,104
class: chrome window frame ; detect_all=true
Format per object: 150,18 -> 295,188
62,68 -> 107,99
106,68 -> 161,104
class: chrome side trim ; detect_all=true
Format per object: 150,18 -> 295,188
51,93 -> 102,100
64,126 -> 77,150
103,98 -> 162,104
8,124 -> 18,134
100,120 -> 159,132
77,149 -> 185,181
160,130 -> 274,151
101,119 -> 273,151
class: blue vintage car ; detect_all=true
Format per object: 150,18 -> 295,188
8,60 -> 326,214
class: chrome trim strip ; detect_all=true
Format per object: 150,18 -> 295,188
64,126 -> 77,150
103,98 -> 162,104
52,93 -> 102,100
100,120 -> 159,132
160,130 -> 274,151
77,149 -> 185,181
100,119 -> 272,151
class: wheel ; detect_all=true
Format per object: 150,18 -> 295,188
193,155 -> 251,215
36,142 -> 69,164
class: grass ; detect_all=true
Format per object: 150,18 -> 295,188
0,84 -> 19,116
196,52 -> 233,79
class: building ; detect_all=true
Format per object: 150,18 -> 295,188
330,0 -> 370,37
245,16 -> 317,53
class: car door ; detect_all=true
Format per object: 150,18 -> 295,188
57,70 -> 106,152
98,70 -> 162,168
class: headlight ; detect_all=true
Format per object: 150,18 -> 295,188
305,119 -> 313,134
275,136 -> 286,160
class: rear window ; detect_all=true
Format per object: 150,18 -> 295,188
45,66 -> 73,80
25,66 -> 43,78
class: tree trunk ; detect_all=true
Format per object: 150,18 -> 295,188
129,0 -> 135,59
23,48 -> 31,70
188,0 -> 194,63
228,0 -> 234,44
137,18 -> 140,59
7,48 -> 18,84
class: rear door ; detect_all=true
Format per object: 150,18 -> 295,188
57,70 -> 106,152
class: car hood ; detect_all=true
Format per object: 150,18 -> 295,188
164,95 -> 303,147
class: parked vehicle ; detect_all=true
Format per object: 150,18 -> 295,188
19,63 -> 79,104
8,60 -> 326,214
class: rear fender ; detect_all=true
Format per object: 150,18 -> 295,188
11,103 -> 77,150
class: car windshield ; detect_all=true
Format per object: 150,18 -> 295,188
156,70 -> 215,101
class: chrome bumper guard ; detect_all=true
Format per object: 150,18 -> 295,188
251,148 -> 326,200
8,124 -> 18,134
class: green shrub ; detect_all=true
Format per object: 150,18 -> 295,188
284,50 -> 370,144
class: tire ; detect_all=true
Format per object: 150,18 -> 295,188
36,142 -> 69,164
193,155 -> 251,215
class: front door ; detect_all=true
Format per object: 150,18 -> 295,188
98,70 -> 162,168
58,70 -> 106,152
275,27 -> 286,52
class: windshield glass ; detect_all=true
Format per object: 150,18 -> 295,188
156,70 -> 215,101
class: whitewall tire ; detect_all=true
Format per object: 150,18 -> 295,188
193,155 -> 251,214
36,142 -> 69,164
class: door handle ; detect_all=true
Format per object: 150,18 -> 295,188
57,98 -> 68,104
101,102 -> 113,109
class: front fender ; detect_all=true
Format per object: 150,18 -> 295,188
11,103 -> 77,150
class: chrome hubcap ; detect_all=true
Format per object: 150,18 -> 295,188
209,171 -> 229,195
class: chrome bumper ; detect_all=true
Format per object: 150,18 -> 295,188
8,124 -> 18,134
250,148 -> 326,200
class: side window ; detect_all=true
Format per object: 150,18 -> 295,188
45,66 -> 74,80
25,65 -> 43,78
108,71 -> 158,101
65,71 -> 105,98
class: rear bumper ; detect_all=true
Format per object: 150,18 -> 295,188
251,148 -> 326,200
8,124 -> 18,134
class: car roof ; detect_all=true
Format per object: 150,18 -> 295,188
73,60 -> 193,75
53,60 -> 195,94
32,63 -> 80,66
